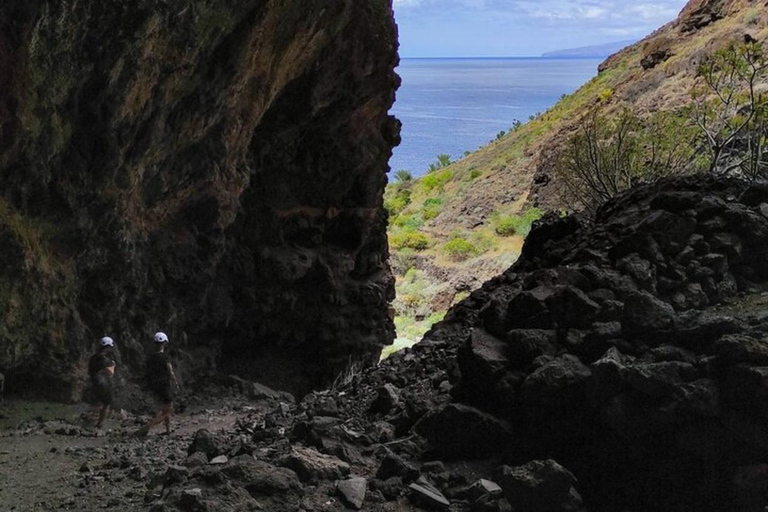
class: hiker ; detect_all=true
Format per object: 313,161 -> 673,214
137,332 -> 179,437
88,336 -> 117,428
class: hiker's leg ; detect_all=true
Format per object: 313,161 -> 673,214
96,405 -> 110,429
143,408 -> 166,432
162,403 -> 173,434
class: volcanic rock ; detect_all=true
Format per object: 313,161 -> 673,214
337,476 -> 368,510
426,176 -> 768,511
415,403 -> 512,459
409,477 -> 451,510
280,446 -> 351,484
0,0 -> 400,399
495,460 -> 581,512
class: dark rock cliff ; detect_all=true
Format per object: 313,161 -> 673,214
0,0 -> 400,400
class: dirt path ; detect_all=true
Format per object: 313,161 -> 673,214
0,398 -> 271,511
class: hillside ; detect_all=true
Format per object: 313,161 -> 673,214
385,0 -> 768,346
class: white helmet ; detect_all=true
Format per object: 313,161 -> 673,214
100,336 -> 115,347
154,332 -> 169,343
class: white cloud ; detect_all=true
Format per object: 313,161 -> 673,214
395,0 -> 689,56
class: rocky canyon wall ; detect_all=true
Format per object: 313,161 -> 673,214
0,0 -> 400,400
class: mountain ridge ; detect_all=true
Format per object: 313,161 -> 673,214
542,39 -> 636,59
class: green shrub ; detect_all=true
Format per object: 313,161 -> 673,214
394,170 -> 413,183
494,216 -> 519,236
493,208 -> 543,237
469,168 -> 482,180
390,230 -> 431,251
422,169 -> 452,193
437,154 -> 452,167
390,248 -> 418,276
384,188 -> 411,216
427,154 -> 453,173
393,213 -> 423,230
598,88 -> 614,102
422,198 -> 444,220
443,237 -> 479,261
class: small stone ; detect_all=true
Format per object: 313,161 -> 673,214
376,451 -> 419,482
369,384 -> 400,414
128,466 -> 148,482
185,452 -> 209,467
209,455 -> 228,465
337,476 -> 367,509
164,465 -> 189,486
188,429 -> 224,458
471,479 -> 502,497
409,477 -> 450,509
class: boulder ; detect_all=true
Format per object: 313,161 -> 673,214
546,286 -> 601,328
495,460 -> 581,512
460,328 -> 509,379
222,455 -> 300,495
416,404 -> 512,459
622,291 -> 676,336
504,329 -> 558,367
624,361 -> 694,398
279,446 -> 350,484
587,347 -> 628,406
507,288 -> 555,329
519,355 -> 592,405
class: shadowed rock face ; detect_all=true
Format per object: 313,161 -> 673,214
0,0 -> 400,399
428,176 -> 768,511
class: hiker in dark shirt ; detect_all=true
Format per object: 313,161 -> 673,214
88,336 -> 117,429
136,332 -> 179,437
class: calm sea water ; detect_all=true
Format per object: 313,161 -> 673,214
389,58 -> 603,176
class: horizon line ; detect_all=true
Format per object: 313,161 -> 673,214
399,55 -> 607,60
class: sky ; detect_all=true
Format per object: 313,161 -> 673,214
393,0 -> 689,57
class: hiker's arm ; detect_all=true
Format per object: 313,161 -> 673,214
168,363 -> 179,388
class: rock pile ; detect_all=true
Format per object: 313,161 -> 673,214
428,176 -> 768,511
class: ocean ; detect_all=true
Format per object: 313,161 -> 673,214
389,58 -> 603,176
